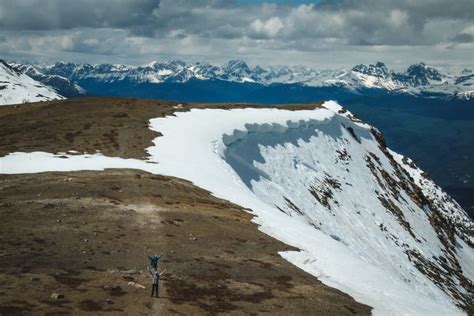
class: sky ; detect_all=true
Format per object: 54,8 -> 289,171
0,0 -> 473,71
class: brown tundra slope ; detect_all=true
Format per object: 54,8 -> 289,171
0,98 -> 371,315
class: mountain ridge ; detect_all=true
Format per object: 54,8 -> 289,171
10,63 -> 85,98
0,60 -> 64,105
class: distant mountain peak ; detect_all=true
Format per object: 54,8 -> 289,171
145,60 -> 160,68
226,59 -> 248,66
224,59 -> 251,72
164,59 -> 186,67
352,62 -> 391,79
405,62 -> 443,85
0,59 -> 22,76
53,61 -> 77,67
461,68 -> 472,75
0,59 -> 9,67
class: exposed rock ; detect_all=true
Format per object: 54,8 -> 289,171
51,293 -> 64,300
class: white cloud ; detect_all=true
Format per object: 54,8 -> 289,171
389,9 -> 408,27
249,17 -> 284,38
0,0 -> 472,68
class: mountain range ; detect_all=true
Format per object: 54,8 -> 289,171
1,59 -> 473,105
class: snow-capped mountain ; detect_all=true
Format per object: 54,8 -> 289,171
333,62 -> 406,91
327,62 -> 473,98
10,63 -> 85,98
0,60 -> 64,105
454,70 -> 474,100
26,59 -> 474,100
403,62 -> 444,86
1,101 -> 472,314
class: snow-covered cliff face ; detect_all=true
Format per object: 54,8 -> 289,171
0,60 -> 64,105
223,108 -> 472,314
147,103 -> 473,315
0,102 -> 472,314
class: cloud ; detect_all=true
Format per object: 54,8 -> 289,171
0,0 -> 160,31
1,0 -> 471,45
248,17 -> 284,38
0,0 -> 472,68
452,26 -> 474,43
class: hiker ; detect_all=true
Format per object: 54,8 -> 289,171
148,267 -> 166,298
148,253 -> 163,270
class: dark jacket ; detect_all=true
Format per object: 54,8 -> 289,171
149,254 -> 162,268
